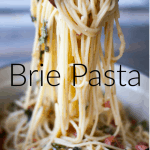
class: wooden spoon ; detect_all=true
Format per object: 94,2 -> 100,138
49,0 -> 56,8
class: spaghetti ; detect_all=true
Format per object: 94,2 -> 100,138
2,0 -> 149,150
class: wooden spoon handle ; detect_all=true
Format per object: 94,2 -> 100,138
49,0 -> 56,8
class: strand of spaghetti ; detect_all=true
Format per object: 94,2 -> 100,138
24,0 -> 42,109
65,1 -> 100,36
54,138 -> 123,150
14,117 -> 27,148
106,15 -> 114,66
30,0 -> 37,17
84,36 -> 91,68
55,0 -> 81,35
98,39 -> 106,69
81,1 -> 88,25
96,145 -> 102,150
45,1 -> 52,20
91,0 -> 97,17
71,88 -> 79,102
43,103 -> 61,150
20,123 -> 29,132
81,35 -> 85,64
109,0 -> 116,11
37,124 -> 46,139
69,0 -> 82,14
111,43 -> 127,145
56,0 -> 99,37
5,110 -> 24,133
90,85 -> 99,136
61,120 -> 81,143
64,21 -> 70,130
78,0 -> 82,12
41,0 -> 48,21
57,18 -> 67,135
43,120 -> 52,134
74,34 -> 81,64
72,77 -> 87,88
88,37 -> 96,70
24,51 -> 50,146
85,134 -> 110,141
92,0 -> 110,27
25,137 -> 50,150
78,87 -> 86,142
89,35 -> 100,136
112,15 -> 125,61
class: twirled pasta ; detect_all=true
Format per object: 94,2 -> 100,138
3,0 -> 149,150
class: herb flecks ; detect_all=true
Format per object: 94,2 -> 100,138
140,120 -> 147,129
45,46 -> 49,52
85,105 -> 88,110
73,147 -> 82,150
51,143 -> 82,150
130,120 -> 148,131
140,120 -> 148,131
51,143 -> 66,150
39,20 -> 48,45
24,109 -> 32,122
40,50 -> 45,60
31,15 -> 36,22
99,125 -> 114,135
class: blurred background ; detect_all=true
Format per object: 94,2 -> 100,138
0,0 -> 149,75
